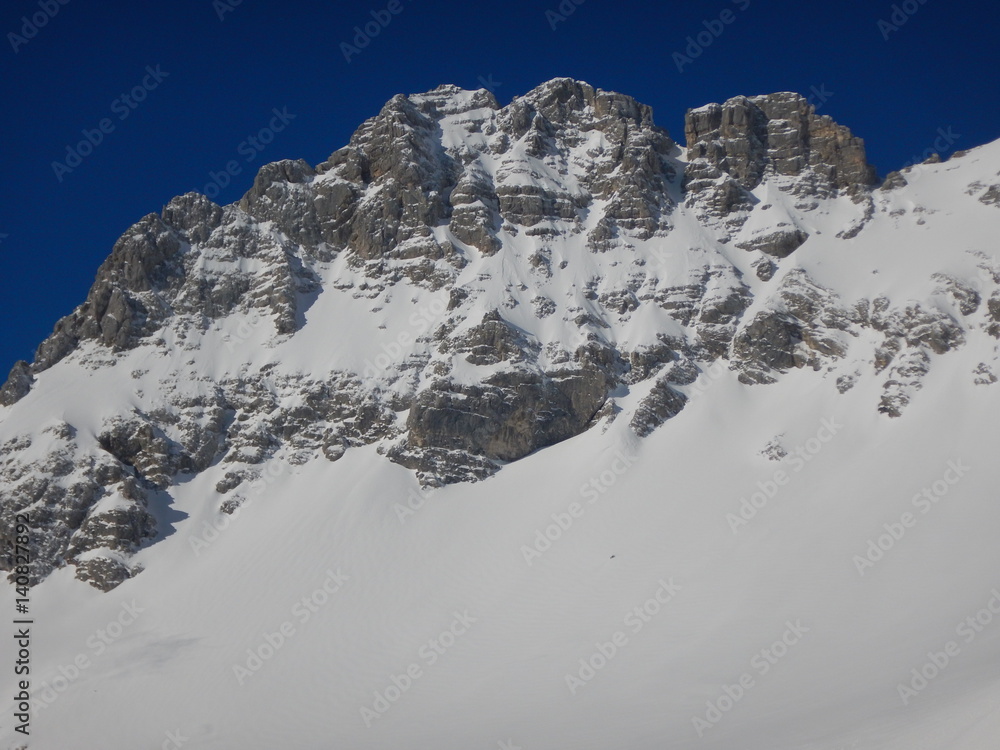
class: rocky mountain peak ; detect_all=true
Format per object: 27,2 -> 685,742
408,84 -> 501,118
516,77 -> 658,131
3,80 -> 999,591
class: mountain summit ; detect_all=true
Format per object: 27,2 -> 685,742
3,78 -> 999,591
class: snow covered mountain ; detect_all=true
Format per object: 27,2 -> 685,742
3,78 -> 1000,749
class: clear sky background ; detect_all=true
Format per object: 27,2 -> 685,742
1,0 -> 998,375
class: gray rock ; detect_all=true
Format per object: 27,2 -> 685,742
630,376 -> 687,437
73,556 -> 138,592
239,159 -> 359,257
398,317 -> 618,481
0,423 -> 155,590
879,171 -> 908,191
933,274 -> 981,316
973,362 -> 997,385
979,185 -> 1000,207
730,270 -> 854,382
404,364 -> 608,464
988,292 -> 1000,338
29,211 -> 192,373
684,92 -> 877,195
161,192 -> 225,244
731,311 -> 802,384
736,228 -> 809,258
448,168 -> 502,255
754,258 -> 776,281
98,417 -> 185,490
0,361 -> 33,406
878,349 -> 931,417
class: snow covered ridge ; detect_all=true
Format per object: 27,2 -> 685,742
1,77 -> 1000,592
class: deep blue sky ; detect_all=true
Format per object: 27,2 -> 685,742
1,0 -> 998,375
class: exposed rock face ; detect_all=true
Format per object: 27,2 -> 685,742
988,292 -> 1000,338
682,93 -> 877,248
979,184 -> 1000,207
449,168 -> 502,255
684,93 -> 877,192
933,274 -> 980,316
0,421 -> 154,591
652,267 -> 751,357
735,228 -> 809,258
25,191 -> 327,377
880,171 -> 908,191
32,213 -> 183,370
630,376 -> 687,438
404,364 -> 608,464
238,158 -> 357,254
732,311 -> 804,384
1,79 -> 995,590
0,361 -> 32,406
383,307 -> 622,484
728,268 -> 969,395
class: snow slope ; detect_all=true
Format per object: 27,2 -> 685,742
6,360 -> 1000,749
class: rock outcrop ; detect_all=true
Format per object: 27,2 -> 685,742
684,92 -> 877,193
